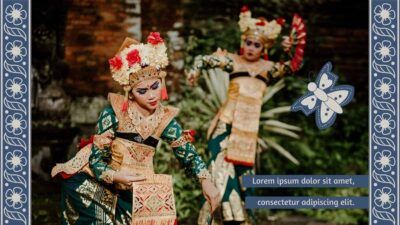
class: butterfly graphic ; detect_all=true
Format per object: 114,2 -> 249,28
291,62 -> 354,130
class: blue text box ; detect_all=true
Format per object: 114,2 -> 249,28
243,175 -> 369,188
246,197 -> 369,209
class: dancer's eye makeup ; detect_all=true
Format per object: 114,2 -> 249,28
150,81 -> 160,90
136,88 -> 148,95
245,40 -> 262,48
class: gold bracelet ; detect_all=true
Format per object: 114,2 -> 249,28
99,170 -> 115,184
170,133 -> 192,148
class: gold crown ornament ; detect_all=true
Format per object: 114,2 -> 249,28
238,6 -> 285,60
108,32 -> 169,112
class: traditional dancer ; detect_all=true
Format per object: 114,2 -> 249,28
52,32 -> 220,225
186,7 -> 306,225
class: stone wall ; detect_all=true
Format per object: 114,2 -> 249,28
62,0 -> 185,97
63,0 -> 142,96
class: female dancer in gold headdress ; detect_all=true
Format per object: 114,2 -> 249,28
186,7 -> 306,225
52,32 -> 220,225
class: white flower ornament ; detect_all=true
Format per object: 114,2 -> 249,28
374,187 -> 395,209
374,40 -> 396,62
5,3 -> 27,26
5,40 -> 27,63
5,113 -> 27,135
5,187 -> 27,209
374,150 -> 396,172
374,3 -> 396,25
374,113 -> 395,135
374,77 -> 395,99
6,150 -> 27,173
5,77 -> 27,99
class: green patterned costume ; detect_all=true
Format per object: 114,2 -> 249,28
53,94 -> 209,225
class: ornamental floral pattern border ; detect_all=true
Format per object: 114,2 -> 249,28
370,1 -> 399,225
1,0 -> 30,224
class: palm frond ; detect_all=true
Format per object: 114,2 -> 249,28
202,70 -> 221,107
263,79 -> 286,103
197,102 -> 217,116
260,106 -> 292,118
263,120 -> 302,131
263,126 -> 301,139
208,69 -> 228,103
261,138 -> 300,165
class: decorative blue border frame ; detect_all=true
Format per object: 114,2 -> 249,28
0,0 -> 398,224
370,0 -> 399,225
1,0 -> 30,224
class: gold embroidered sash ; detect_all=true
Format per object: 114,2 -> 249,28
226,94 -> 262,166
131,174 -> 176,225
221,77 -> 265,166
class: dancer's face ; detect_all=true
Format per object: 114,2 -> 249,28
132,78 -> 161,112
243,38 -> 263,62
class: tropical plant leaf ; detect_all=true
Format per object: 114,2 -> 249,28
208,69 -> 228,103
263,79 -> 286,103
264,119 -> 302,131
197,102 -> 217,116
203,71 -> 221,107
261,106 -> 292,118
214,68 -> 229,93
262,138 -> 300,165
258,138 -> 268,149
263,126 -> 300,139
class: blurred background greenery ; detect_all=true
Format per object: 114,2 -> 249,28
32,0 -> 368,224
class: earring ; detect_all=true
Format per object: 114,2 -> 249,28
240,36 -> 245,55
263,49 -> 269,60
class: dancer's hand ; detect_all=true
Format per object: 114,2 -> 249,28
201,179 -> 220,213
186,69 -> 199,86
113,170 -> 146,186
213,48 -> 227,57
282,35 -> 292,52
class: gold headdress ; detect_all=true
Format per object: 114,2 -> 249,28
108,32 -> 169,112
238,6 -> 283,59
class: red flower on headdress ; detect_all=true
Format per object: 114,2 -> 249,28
126,49 -> 141,66
240,5 -> 249,12
147,32 -> 164,45
109,55 -> 123,71
276,17 -> 286,25
255,20 -> 266,26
